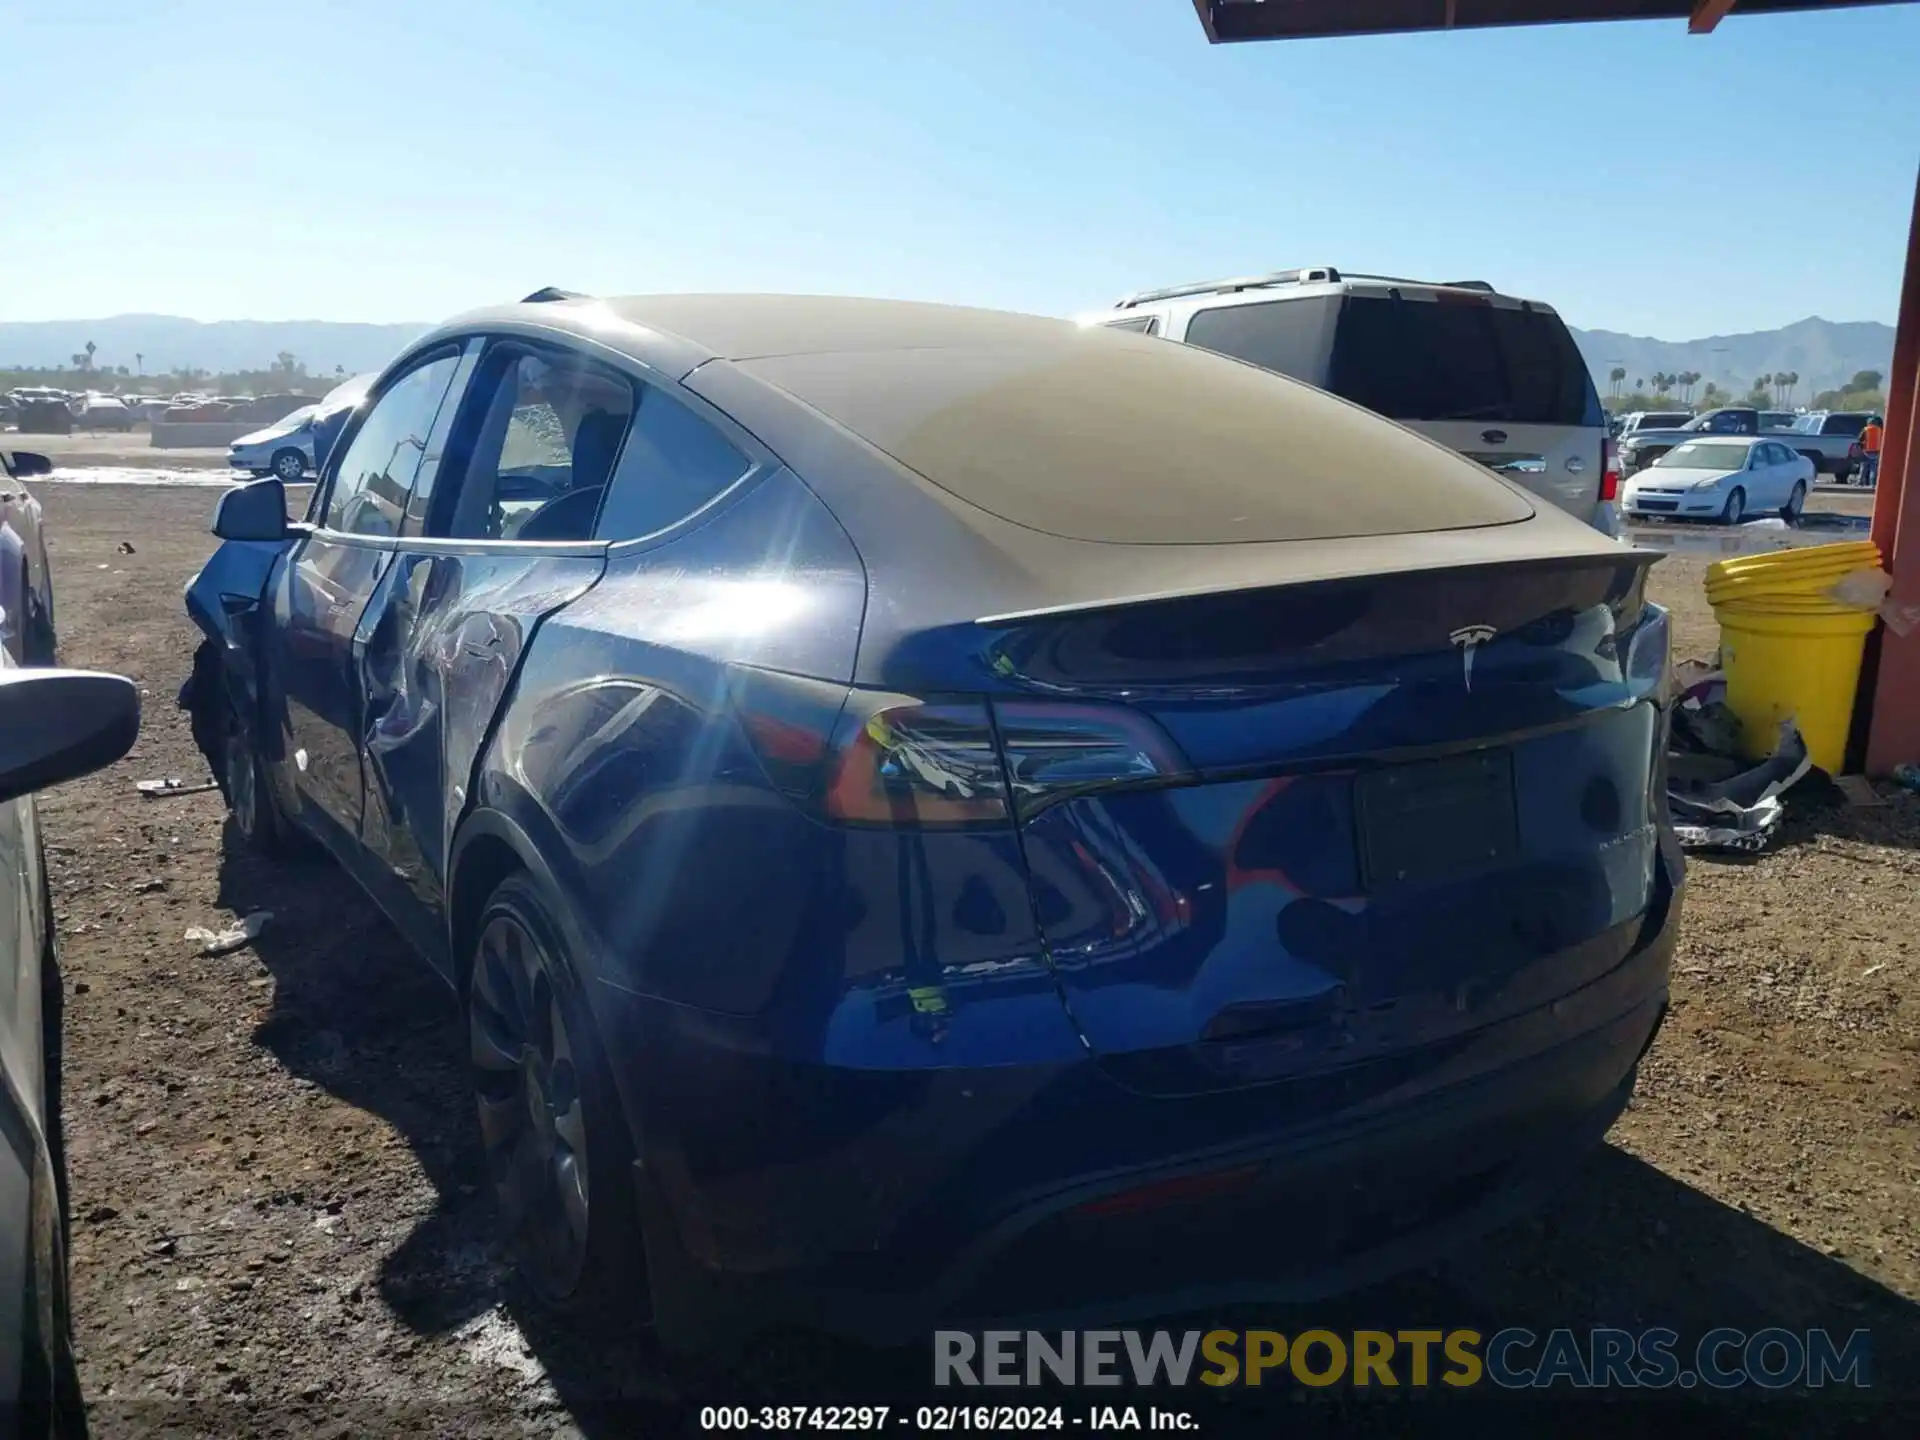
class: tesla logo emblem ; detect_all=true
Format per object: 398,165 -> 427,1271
1449,624 -> 1498,691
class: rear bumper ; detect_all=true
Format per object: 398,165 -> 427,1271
625,840 -> 1683,1343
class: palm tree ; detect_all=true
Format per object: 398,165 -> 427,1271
1608,366 -> 1626,399
1784,371 -> 1799,406
135,352 -> 144,376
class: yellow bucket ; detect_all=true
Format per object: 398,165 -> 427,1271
1705,541 -> 1883,774
1715,602 -> 1875,773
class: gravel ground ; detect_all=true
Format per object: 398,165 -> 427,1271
31,481 -> 1918,1437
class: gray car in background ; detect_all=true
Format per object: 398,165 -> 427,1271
0,663 -> 142,1439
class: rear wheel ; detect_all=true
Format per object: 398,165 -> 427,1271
468,874 -> 639,1307
1719,487 -> 1746,525
1783,480 -> 1807,522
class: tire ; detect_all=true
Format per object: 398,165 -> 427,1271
1719,487 -> 1746,525
1783,480 -> 1807,522
270,448 -> 307,482
22,592 -> 55,666
220,685 -> 295,856
467,873 -> 640,1308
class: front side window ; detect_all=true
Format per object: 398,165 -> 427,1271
594,385 -> 751,541
322,352 -> 462,537
435,348 -> 635,542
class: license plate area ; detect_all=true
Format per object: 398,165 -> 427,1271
1355,749 -> 1518,891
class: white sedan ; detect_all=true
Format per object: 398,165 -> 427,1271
1620,437 -> 1814,525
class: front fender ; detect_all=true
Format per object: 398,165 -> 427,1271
180,537 -> 293,777
182,537 -> 288,642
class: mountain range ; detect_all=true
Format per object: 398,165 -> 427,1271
1568,317 -> 1892,397
0,312 -> 1898,398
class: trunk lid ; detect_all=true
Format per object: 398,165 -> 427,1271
991,552 -> 1666,1095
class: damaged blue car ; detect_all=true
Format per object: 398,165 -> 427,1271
180,291 -> 1682,1346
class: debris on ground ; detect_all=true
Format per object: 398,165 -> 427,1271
1835,774 -> 1886,807
184,910 -> 274,956
137,776 -> 219,798
1667,681 -> 1814,853
1893,762 -> 1920,795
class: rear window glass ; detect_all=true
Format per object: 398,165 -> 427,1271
1822,414 -> 1868,436
1638,413 -> 1690,429
1181,297 -> 1338,387
1327,297 -> 1597,428
734,337 -> 1534,546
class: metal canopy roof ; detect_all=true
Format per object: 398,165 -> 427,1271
1192,0 -> 1901,42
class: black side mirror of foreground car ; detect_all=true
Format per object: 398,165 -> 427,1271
1,449 -> 53,479
212,477 -> 293,542
0,668 -> 141,806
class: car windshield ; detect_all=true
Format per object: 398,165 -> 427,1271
1655,442 -> 1752,470
270,405 -> 317,431
1326,297 -> 1597,426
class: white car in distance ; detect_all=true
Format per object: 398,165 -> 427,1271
1621,437 -> 1813,525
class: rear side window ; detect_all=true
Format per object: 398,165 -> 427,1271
1102,316 -> 1162,336
1823,414 -> 1867,437
594,386 -> 751,541
1182,297 -> 1338,386
1327,298 -> 1599,428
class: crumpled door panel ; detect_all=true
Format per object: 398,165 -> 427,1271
356,548 -> 605,956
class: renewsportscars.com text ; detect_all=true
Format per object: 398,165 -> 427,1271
933,1327 -> 1872,1391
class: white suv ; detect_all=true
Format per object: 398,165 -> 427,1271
1085,266 -> 1620,537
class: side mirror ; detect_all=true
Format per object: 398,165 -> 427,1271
213,478 -> 290,542
0,668 -> 141,806
1,450 -> 53,479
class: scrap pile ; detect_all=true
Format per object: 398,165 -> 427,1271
1666,669 -> 1812,853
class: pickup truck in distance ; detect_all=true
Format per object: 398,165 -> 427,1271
1617,407 -> 1868,482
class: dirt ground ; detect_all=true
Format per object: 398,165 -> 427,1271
30,481 -> 1918,1437
6,430 -> 231,470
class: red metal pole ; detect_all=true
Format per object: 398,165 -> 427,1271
1863,166 -> 1920,774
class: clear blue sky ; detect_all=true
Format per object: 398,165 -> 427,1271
9,0 -> 1918,339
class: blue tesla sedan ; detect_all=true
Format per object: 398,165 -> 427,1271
181,291 -> 1681,1345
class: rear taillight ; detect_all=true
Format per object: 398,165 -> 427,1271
729,667 -> 1190,829
825,695 -> 1009,827
1600,437 -> 1621,503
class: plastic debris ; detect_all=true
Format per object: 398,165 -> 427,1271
185,911 -> 273,957
1882,600 -> 1920,639
1828,568 -> 1893,611
1668,717 -> 1812,854
138,777 -> 219,799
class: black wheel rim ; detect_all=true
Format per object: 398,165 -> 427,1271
224,705 -> 259,834
470,914 -> 590,1298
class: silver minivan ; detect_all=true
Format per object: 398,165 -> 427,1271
1085,266 -> 1620,537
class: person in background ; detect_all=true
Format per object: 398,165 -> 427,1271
1859,415 -> 1885,488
